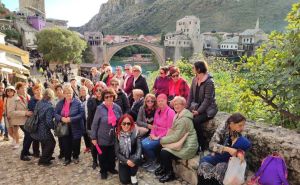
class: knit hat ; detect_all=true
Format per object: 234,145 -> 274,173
5,85 -> 16,92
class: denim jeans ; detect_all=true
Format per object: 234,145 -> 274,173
141,137 -> 161,159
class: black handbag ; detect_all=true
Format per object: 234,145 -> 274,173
24,102 -> 40,133
54,121 -> 69,137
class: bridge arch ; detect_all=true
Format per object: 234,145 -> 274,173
103,41 -> 165,66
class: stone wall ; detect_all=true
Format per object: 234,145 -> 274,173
174,112 -> 300,185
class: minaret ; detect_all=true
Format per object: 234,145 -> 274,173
255,17 -> 260,30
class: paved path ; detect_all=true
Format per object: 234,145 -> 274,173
0,134 -> 189,185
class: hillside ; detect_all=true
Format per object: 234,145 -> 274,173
74,0 -> 298,35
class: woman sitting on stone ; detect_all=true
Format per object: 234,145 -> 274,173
136,93 -> 157,138
141,93 -> 175,172
156,96 -> 198,183
115,114 -> 141,185
197,113 -> 251,185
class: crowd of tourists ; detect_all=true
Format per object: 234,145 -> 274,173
0,61 -> 252,185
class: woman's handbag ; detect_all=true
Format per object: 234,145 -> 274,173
54,122 -> 69,137
223,157 -> 247,185
24,102 -> 40,133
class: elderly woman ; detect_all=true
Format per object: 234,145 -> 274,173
198,113 -> 251,185
168,67 -> 190,101
132,65 -> 149,95
84,79 -> 94,96
115,114 -> 141,185
86,83 -> 106,169
55,85 -> 84,166
6,82 -> 32,150
153,66 -> 170,96
141,93 -> 175,172
136,93 -> 157,138
91,88 -> 123,179
156,96 -> 198,183
110,78 -> 130,114
31,89 -> 56,166
103,66 -> 115,86
128,89 -> 144,121
187,60 -> 218,151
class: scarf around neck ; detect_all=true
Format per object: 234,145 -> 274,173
105,103 -> 117,126
119,131 -> 132,159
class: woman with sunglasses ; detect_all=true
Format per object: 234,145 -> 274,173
110,78 -> 130,114
86,83 -> 106,169
168,67 -> 190,101
115,114 -> 141,185
91,88 -> 123,179
152,66 -> 170,96
136,93 -> 157,138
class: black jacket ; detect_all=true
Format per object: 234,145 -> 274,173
128,98 -> 144,121
115,129 -> 142,165
115,89 -> 130,114
133,75 -> 149,95
86,97 -> 103,131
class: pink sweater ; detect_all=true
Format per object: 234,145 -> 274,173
150,106 -> 175,138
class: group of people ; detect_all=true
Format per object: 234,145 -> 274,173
0,60 -> 251,185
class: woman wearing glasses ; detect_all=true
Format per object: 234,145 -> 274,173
103,66 -> 115,86
55,85 -> 84,166
91,88 -> 123,180
115,114 -> 141,185
153,66 -> 170,96
168,67 -> 190,101
136,93 -> 157,137
109,78 -> 130,114
86,83 -> 106,169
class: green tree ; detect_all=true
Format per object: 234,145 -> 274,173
240,3 -> 300,127
36,28 -> 87,64
82,44 -> 94,63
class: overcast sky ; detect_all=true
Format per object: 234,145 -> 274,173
2,0 -> 108,27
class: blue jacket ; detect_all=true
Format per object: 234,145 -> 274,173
31,100 -> 55,141
28,97 -> 39,111
55,98 -> 84,139
91,103 -> 122,146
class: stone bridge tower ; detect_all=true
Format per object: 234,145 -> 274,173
19,0 -> 45,16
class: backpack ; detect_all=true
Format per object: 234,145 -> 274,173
248,153 -> 289,185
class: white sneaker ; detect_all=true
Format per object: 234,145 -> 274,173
13,144 -> 19,149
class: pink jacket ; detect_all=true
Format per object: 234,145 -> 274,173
151,106 -> 175,138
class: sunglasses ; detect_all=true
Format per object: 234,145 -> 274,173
172,74 -> 179,78
133,70 -> 139,72
95,89 -> 102,92
104,95 -> 114,99
121,122 -> 131,126
125,68 -> 129,71
146,100 -> 155,103
111,83 -> 119,86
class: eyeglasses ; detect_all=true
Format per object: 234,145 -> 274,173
146,100 -> 155,103
104,95 -> 114,99
160,72 -> 165,75
172,74 -> 179,78
111,83 -> 119,86
95,89 -> 102,92
133,70 -> 139,72
125,68 -> 129,71
121,122 -> 131,126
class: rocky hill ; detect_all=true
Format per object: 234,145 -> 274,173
74,0 -> 297,35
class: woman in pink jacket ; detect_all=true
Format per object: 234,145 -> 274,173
141,93 -> 175,172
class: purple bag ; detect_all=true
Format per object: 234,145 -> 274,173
251,153 -> 289,185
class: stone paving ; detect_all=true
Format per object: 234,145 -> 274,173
0,134 -> 189,185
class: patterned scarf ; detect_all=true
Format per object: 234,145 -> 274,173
119,131 -> 132,158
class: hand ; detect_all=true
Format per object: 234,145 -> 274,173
150,134 -> 159,140
26,111 -> 33,116
61,117 -> 69,123
237,152 -> 245,163
224,147 -> 237,156
65,117 -> 71,123
91,140 -> 97,146
147,124 -> 153,130
192,111 -> 199,116
127,160 -> 135,167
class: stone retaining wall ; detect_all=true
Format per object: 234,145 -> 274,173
173,112 -> 300,185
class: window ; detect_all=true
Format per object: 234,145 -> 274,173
235,45 -> 237,48
190,21 -> 192,24
250,38 -> 253,43
195,22 -> 197,24
179,41 -> 181,45
231,45 -> 233,48
187,29 -> 189,32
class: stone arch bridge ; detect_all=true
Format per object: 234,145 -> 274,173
102,40 -> 166,66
